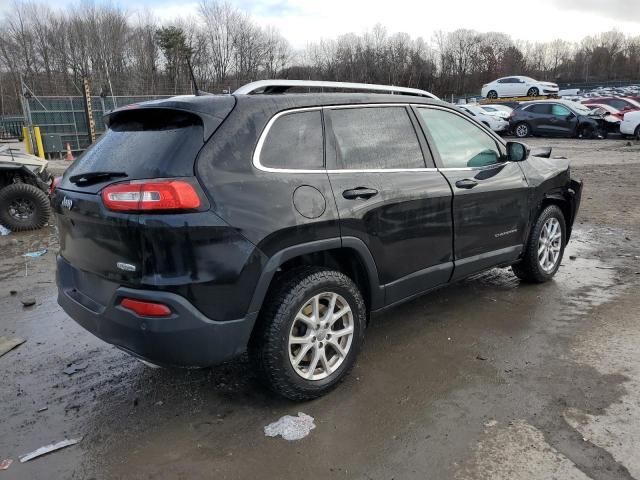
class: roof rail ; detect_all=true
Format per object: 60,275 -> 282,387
233,80 -> 439,100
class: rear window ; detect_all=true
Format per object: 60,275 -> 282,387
65,109 -> 204,182
329,107 -> 425,170
525,104 -> 552,114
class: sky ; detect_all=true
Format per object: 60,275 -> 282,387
3,0 -> 640,48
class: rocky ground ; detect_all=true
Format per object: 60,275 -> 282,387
1,137 -> 639,479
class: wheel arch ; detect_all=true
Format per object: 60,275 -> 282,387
247,237 -> 384,321
539,193 -> 574,241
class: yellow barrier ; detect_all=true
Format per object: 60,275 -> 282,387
22,127 -> 33,154
33,126 -> 45,159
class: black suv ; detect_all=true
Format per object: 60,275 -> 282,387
53,81 -> 582,400
510,99 -> 607,139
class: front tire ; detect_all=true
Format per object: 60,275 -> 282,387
515,122 -> 531,138
513,205 -> 566,283
250,267 -> 366,400
0,183 -> 51,231
527,87 -> 540,97
487,90 -> 498,99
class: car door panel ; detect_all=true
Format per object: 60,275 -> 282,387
415,106 -> 530,280
324,106 -> 454,305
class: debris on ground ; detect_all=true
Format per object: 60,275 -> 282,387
9,290 -> 17,295
0,336 -> 26,358
0,459 -> 12,470
22,249 -> 48,258
484,420 -> 498,428
569,255 -> 577,260
63,361 -> 88,375
476,354 -> 488,361
0,225 -> 10,236
19,437 -> 82,463
37,406 -> 48,412
21,297 -> 36,307
264,412 -> 316,441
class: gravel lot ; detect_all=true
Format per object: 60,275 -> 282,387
1,137 -> 640,479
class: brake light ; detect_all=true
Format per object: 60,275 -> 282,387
50,176 -> 61,195
102,179 -> 201,212
121,298 -> 172,317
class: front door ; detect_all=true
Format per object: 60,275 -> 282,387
415,106 -> 530,281
325,105 -> 454,306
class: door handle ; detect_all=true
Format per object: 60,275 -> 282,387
455,179 -> 478,189
342,187 -> 379,200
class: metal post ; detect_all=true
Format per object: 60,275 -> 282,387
82,76 -> 96,144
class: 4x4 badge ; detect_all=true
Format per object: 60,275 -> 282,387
61,197 -> 73,210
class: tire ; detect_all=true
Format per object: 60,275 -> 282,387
0,183 -> 51,231
578,124 -> 596,139
487,90 -> 498,99
514,122 -> 531,138
513,205 -> 566,283
635,125 -> 640,141
250,267 -> 366,401
527,87 -> 539,97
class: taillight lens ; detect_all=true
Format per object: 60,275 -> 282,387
50,176 -> 61,195
102,179 -> 201,212
120,298 -> 172,317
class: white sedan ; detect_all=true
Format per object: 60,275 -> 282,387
458,104 -> 509,133
479,104 -> 513,119
620,110 -> 640,139
481,76 -> 559,99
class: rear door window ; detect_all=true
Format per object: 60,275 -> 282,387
260,110 -> 324,169
64,109 -> 204,188
329,106 -> 425,169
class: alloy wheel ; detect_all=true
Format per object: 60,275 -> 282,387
288,292 -> 354,381
538,217 -> 562,273
516,124 -> 529,137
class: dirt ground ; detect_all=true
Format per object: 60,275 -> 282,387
1,137 -> 640,480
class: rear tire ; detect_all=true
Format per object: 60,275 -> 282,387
0,183 -> 51,231
513,205 -> 566,283
635,125 -> 640,141
515,122 -> 531,138
249,267 -> 366,401
487,90 -> 498,99
527,87 -> 539,97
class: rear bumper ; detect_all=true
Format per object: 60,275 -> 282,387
56,256 -> 257,367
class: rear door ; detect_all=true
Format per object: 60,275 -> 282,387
53,108 -> 215,285
325,105 -> 453,306
526,104 -> 553,134
415,106 -> 530,281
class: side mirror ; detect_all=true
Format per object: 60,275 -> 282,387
507,141 -> 530,162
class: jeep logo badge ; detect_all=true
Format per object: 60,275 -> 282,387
61,197 -> 73,210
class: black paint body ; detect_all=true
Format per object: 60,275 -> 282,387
53,93 -> 582,367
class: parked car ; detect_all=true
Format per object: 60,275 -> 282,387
53,80 -> 582,400
510,100 -> 608,139
479,104 -> 513,119
620,110 -> 640,139
582,97 -> 640,114
482,76 -> 559,99
584,104 -> 624,120
458,104 -> 509,132
0,145 -> 53,231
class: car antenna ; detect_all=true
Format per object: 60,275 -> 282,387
185,55 -> 212,96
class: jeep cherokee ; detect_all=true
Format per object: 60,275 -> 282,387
53,81 -> 582,400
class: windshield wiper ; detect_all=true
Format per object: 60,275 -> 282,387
69,171 -> 128,186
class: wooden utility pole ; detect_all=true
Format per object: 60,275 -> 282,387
82,76 -> 96,144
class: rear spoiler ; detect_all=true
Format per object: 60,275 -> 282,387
104,95 -> 236,141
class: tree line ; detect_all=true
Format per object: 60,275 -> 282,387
1,0 -> 639,115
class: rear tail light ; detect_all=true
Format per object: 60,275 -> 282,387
50,176 -> 61,195
120,298 -> 172,317
102,179 -> 201,212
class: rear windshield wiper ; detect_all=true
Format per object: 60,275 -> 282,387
69,171 -> 128,186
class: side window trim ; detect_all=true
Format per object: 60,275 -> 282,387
414,105 -> 507,171
254,104 -> 440,174
253,107 -> 326,174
